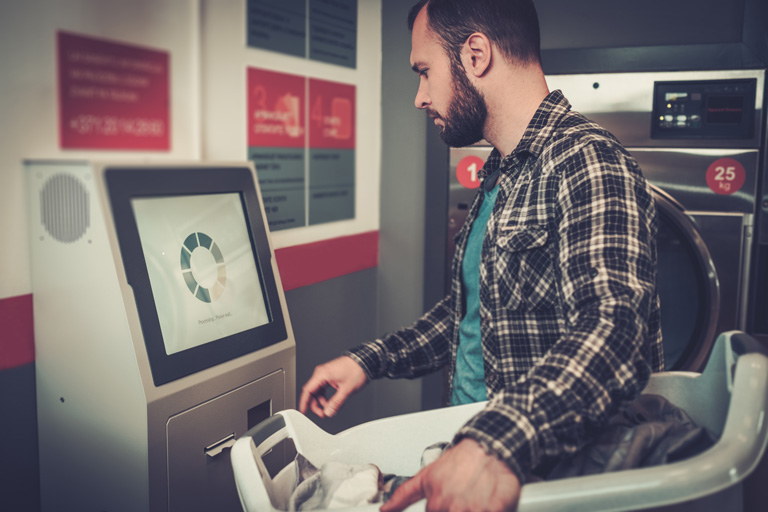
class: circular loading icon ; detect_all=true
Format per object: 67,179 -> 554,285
180,232 -> 227,303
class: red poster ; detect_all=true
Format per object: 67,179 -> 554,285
57,31 -> 170,150
308,78 -> 355,149
248,68 -> 306,148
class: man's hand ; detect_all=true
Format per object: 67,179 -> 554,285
299,356 -> 368,418
381,438 -> 521,512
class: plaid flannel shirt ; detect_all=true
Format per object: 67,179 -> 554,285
345,90 -> 664,480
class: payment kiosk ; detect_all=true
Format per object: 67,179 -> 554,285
26,161 -> 296,512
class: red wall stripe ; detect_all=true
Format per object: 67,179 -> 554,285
0,294 -> 35,370
274,231 -> 379,291
0,232 -> 379,368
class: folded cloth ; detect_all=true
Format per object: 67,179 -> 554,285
539,393 -> 717,480
288,455 -> 384,511
287,443 -> 449,511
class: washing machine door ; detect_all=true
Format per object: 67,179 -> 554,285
653,186 -> 720,371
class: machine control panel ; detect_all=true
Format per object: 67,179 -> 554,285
651,78 -> 757,139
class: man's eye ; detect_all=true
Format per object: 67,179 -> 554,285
419,69 -> 428,79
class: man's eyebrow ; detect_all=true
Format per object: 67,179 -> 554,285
411,62 -> 424,73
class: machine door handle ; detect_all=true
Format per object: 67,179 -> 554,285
204,433 -> 236,458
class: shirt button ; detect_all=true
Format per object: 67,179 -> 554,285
589,267 -> 599,278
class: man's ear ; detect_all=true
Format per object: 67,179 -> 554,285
461,32 -> 492,78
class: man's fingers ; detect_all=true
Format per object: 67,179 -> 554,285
380,473 -> 425,512
323,387 -> 350,417
299,356 -> 368,418
306,388 -> 349,418
298,388 -> 312,414
309,395 -> 328,418
299,370 -> 331,414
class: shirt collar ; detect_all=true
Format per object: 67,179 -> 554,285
480,89 -> 572,189
514,89 -> 572,159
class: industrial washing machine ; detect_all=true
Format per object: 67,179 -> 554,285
445,69 -> 764,372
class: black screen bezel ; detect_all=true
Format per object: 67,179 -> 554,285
650,78 -> 757,140
105,165 -> 287,386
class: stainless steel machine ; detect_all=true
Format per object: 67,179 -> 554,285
444,69 -> 765,371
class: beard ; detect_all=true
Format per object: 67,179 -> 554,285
430,59 -> 488,147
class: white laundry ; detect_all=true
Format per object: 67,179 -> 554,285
287,442 -> 448,511
288,455 -> 385,511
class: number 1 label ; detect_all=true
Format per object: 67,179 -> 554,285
456,155 -> 485,190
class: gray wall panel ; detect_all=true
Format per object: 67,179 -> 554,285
286,268 -> 379,434
376,0 -> 433,418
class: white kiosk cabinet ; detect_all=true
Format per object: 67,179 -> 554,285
26,161 -> 296,512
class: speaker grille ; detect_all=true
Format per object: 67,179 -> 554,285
40,173 -> 90,243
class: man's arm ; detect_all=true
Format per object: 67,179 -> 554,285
300,294 -> 456,418
344,293 -> 456,381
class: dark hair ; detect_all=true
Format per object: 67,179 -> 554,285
407,0 -> 541,66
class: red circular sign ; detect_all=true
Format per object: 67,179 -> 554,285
705,158 -> 745,195
456,155 -> 484,189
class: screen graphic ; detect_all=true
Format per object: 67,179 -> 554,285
132,193 -> 270,355
180,232 -> 227,303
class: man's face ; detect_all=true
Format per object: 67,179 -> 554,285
440,58 -> 488,147
410,7 -> 487,147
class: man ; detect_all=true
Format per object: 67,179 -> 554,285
300,0 -> 664,510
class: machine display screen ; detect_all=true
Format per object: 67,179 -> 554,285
132,193 -> 270,355
106,165 -> 287,386
706,96 -> 744,124
651,78 -> 756,140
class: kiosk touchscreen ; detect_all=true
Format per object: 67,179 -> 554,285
27,161 -> 295,512
106,166 -> 289,385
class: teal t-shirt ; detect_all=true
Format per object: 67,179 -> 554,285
451,184 -> 498,406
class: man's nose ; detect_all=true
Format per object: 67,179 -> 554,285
414,82 -> 430,109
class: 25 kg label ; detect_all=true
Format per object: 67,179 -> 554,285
706,158 -> 745,196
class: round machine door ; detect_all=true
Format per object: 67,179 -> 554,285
653,185 -> 720,371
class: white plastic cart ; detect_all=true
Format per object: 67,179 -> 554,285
232,331 -> 768,512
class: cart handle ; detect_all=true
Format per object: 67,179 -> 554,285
231,416 -> 287,512
722,331 -> 768,393
249,413 -> 287,449
231,409 -> 334,512
729,331 -> 768,356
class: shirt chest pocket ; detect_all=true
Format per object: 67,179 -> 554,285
493,227 -> 559,311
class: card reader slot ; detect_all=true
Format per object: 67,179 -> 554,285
204,433 -> 236,458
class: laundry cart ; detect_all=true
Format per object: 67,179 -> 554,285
232,331 -> 768,512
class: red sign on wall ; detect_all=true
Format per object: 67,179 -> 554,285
247,68 -> 306,148
308,78 -> 356,149
57,31 -> 170,150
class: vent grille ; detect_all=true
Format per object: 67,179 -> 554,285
40,173 -> 90,243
